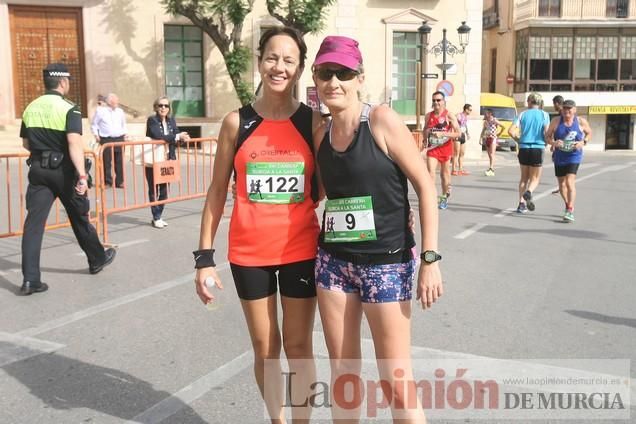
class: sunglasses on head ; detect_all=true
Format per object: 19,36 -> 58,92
314,68 -> 359,82
432,98 -> 444,103
157,104 -> 170,109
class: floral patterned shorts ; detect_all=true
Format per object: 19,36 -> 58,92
314,248 -> 416,303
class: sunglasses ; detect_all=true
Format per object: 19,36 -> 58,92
314,68 -> 359,82
432,98 -> 444,103
157,104 -> 170,109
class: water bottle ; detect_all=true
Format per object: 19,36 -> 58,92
205,277 -> 221,310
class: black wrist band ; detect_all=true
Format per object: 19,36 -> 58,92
193,249 -> 216,269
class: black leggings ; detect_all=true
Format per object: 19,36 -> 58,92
230,259 -> 316,300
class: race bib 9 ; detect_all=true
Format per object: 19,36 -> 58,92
324,196 -> 377,243
246,162 -> 305,204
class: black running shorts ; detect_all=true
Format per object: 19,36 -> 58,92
554,163 -> 580,177
230,259 -> 316,300
518,148 -> 544,167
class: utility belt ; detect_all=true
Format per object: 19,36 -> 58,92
29,151 -> 65,169
321,247 -> 413,265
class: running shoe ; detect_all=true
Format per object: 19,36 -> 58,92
451,170 -> 459,176
516,203 -> 528,214
438,195 -> 448,210
523,190 -> 535,211
484,168 -> 495,177
459,169 -> 471,175
563,211 -> 575,222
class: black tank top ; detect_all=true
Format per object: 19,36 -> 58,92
317,104 -> 415,254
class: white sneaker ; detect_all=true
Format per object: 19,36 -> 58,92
151,219 -> 166,229
157,219 -> 168,227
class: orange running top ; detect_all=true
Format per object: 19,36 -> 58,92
229,107 -> 319,266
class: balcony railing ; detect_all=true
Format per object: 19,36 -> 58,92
483,6 -> 500,29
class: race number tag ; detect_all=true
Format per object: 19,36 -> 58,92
427,133 -> 450,149
560,131 -> 578,152
324,196 -> 377,243
246,162 -> 305,204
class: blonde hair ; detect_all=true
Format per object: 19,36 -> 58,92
153,96 -> 171,116
527,92 -> 542,106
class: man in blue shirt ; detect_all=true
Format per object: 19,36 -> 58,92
508,93 -> 550,213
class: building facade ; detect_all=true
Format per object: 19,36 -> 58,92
483,0 -> 636,151
0,0 -> 482,142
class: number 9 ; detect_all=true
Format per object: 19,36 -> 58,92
345,213 -> 356,230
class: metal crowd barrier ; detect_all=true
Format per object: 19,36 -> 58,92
0,150 -> 101,239
1,138 -> 217,244
97,137 -> 217,244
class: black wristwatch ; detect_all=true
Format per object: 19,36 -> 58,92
420,250 -> 442,264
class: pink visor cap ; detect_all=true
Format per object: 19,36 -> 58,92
314,36 -> 363,70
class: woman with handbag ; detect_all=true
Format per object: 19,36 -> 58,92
145,96 -> 190,228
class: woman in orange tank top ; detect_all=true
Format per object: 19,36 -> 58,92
193,28 -> 325,423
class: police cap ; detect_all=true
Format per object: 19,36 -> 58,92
43,63 -> 71,79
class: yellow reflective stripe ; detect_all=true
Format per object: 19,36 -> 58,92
22,95 -> 73,131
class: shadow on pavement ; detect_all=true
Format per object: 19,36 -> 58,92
565,310 -> 636,329
2,345 -> 207,423
446,202 -> 504,214
479,224 -> 607,239
455,183 -> 520,192
480,224 -> 636,246
0,275 -> 20,295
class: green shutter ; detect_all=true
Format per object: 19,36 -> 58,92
164,25 -> 204,117
392,32 -> 419,115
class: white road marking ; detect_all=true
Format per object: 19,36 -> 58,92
493,207 -> 516,218
0,331 -> 65,367
125,351 -> 253,424
453,223 -> 489,240
75,239 -> 149,256
17,263 -> 230,338
0,268 -> 20,276
453,163 -> 633,240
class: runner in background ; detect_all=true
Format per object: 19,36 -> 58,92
508,93 -> 550,214
424,91 -> 460,210
480,109 -> 504,176
545,99 -> 592,222
452,103 -> 472,176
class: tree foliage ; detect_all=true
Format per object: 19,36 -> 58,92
163,0 -> 255,105
266,0 -> 336,35
163,0 -> 335,106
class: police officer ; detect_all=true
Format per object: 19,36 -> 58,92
20,63 -> 116,295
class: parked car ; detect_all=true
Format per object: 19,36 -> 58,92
480,92 -> 518,151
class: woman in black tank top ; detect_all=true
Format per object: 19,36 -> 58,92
312,35 -> 444,422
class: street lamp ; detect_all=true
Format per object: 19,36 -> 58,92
415,20 -> 471,130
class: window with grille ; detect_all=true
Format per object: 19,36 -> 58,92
164,25 -> 204,117
514,29 -> 635,92
391,32 -> 419,115
538,0 -> 561,17
607,0 -> 629,18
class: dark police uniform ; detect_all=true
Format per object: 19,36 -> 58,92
20,74 -> 112,292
